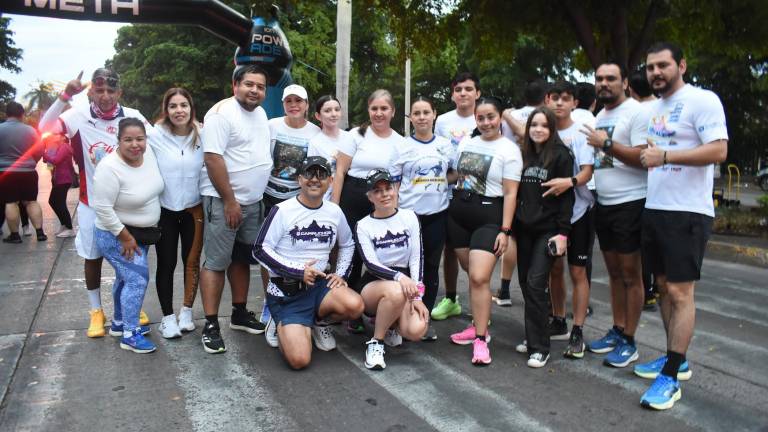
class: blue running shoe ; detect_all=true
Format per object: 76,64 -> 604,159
109,322 -> 151,337
634,355 -> 692,381
640,374 -> 681,410
604,339 -> 639,367
259,305 -> 271,324
588,327 -> 622,353
120,329 -> 157,354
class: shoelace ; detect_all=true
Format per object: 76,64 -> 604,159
367,341 -> 385,357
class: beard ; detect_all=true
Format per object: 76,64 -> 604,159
597,92 -> 619,105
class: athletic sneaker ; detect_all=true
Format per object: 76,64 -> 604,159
527,352 -> 550,368
640,374 -> 681,410
347,317 -> 366,334
23,225 -> 33,236
364,339 -> 386,370
312,323 -> 336,351
36,231 -> 47,241
230,308 -> 266,334
259,305 -> 271,324
588,327 -> 622,353
87,308 -> 106,338
159,314 -> 182,339
56,228 -> 76,238
450,324 -> 491,345
384,328 -> 402,347
139,310 -> 150,326
644,294 -> 659,311
564,331 -> 585,359
265,317 -> 279,348
421,325 -> 437,342
471,338 -> 492,365
515,339 -> 528,354
493,290 -> 512,307
604,339 -> 639,368
120,329 -> 156,354
178,306 -> 195,332
548,317 -> 570,340
109,322 -> 150,337
2,233 -> 22,244
431,297 -> 461,320
201,321 -> 226,354
634,355 -> 692,381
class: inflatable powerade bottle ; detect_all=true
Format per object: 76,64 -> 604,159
234,5 -> 293,119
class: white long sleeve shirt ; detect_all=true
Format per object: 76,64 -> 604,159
148,125 -> 204,211
355,208 -> 423,282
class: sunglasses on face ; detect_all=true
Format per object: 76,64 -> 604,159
92,76 -> 119,88
301,167 -> 329,180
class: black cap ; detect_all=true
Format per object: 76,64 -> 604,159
300,156 -> 332,174
366,169 -> 392,191
92,68 -> 120,88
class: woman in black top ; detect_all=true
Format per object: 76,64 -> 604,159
514,107 -> 574,369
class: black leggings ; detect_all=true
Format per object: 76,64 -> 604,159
417,210 -> 447,311
516,228 -> 557,356
339,175 -> 373,292
48,183 -> 73,229
155,205 -> 204,316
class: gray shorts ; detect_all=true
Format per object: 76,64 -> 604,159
202,196 -> 264,271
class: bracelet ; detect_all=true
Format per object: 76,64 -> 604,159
663,151 -> 668,165
60,91 -> 72,101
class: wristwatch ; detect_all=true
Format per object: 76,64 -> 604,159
602,138 -> 613,151
571,177 -> 578,187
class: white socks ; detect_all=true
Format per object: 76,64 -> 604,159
88,288 -> 102,310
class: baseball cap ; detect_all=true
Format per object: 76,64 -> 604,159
282,84 -> 308,101
365,169 -> 393,191
300,156 -> 332,175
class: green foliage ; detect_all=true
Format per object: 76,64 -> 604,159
0,17 -> 22,114
23,81 -> 56,112
714,207 -> 768,236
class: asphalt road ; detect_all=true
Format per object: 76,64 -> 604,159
0,182 -> 767,431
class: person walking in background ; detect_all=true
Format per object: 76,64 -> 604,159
42,132 -> 76,238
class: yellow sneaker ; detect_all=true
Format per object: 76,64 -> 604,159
87,308 -> 106,338
139,310 -> 150,326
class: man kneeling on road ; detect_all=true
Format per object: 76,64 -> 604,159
253,156 -> 365,370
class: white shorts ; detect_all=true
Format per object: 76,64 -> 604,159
75,202 -> 102,259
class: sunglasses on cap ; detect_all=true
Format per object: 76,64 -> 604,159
300,166 -> 330,180
92,76 -> 119,88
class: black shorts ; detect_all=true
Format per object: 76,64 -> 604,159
567,207 -> 595,267
641,209 -> 713,283
595,199 -> 644,254
360,267 -> 410,289
0,171 -> 38,203
447,191 -> 502,253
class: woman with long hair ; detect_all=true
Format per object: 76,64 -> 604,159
307,95 -> 355,201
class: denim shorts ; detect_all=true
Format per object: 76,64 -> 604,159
266,278 -> 331,327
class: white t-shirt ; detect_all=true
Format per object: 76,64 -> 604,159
92,148 -> 164,236
148,125 -> 204,211
645,84 -> 728,217
593,98 -> 649,206
572,108 -> 596,128
435,109 -> 476,151
356,208 -> 423,282
558,122 -> 595,222
307,129 -> 355,200
501,105 -> 535,144
340,127 -> 405,179
253,197 -> 354,297
391,135 -> 455,215
453,135 -> 522,197
266,117 -> 321,199
199,97 -> 272,205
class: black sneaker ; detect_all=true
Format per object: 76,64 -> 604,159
202,321 -> 226,354
2,233 -> 22,244
493,289 -> 512,307
548,317 -> 570,340
564,330 -> 585,359
229,308 -> 266,334
643,295 -> 658,311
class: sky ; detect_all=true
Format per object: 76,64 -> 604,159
0,14 -> 124,104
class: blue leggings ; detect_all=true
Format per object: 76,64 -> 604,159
95,228 -> 149,332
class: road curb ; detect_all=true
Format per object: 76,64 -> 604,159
707,240 -> 768,268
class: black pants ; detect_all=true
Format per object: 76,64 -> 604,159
418,210 -> 447,311
339,175 -> 373,292
516,228 -> 557,356
48,183 -> 73,229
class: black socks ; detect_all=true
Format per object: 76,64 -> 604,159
500,279 -> 511,296
661,351 -> 685,379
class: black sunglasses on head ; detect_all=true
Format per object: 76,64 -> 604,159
92,76 -> 119,88
301,167 -> 330,180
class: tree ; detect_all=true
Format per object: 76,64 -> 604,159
24,81 -> 56,113
0,16 -> 22,117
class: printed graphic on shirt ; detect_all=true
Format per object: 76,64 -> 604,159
88,141 -> 116,166
271,140 -> 308,180
372,230 -> 410,249
446,127 -> 473,147
522,166 -> 549,182
649,111 -> 679,139
288,220 -> 335,245
456,151 -> 493,194
410,156 -> 447,192
594,125 -> 615,169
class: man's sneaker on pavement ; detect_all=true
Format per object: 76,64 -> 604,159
2,233 -> 22,244
265,317 -> 279,348
588,327 -> 622,353
364,339 -> 386,370
109,322 -> 150,337
159,314 -> 182,339
634,355 -> 692,381
431,297 -> 461,320
202,321 -> 226,354
120,328 -> 156,354
56,228 -> 76,238
640,374 -> 681,410
515,339 -> 528,353
421,325 -> 437,342
139,310 -> 150,326
493,290 -> 512,307
450,324 -> 491,345
604,339 -> 639,368
527,352 -> 550,368
548,317 -> 570,340
230,308 -> 266,334
644,294 -> 659,311
178,306 -> 195,332
564,331 -> 585,359
312,322 -> 336,351
471,338 -> 492,365
87,308 -> 106,338
384,328 -> 402,347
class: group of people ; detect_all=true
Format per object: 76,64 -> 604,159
15,40 -> 725,412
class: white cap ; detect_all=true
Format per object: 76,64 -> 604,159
282,84 -> 308,101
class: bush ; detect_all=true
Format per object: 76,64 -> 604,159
714,207 -> 768,237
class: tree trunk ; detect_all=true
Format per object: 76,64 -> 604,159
559,0 -> 601,68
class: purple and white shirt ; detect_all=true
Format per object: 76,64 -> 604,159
355,208 -> 423,283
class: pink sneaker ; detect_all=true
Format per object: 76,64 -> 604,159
471,338 -> 491,365
450,324 -> 491,345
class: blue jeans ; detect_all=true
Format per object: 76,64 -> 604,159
95,228 -> 149,332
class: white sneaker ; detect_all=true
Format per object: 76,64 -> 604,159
23,226 -> 33,236
516,339 -> 528,353
312,323 -> 336,351
527,352 -> 550,368
364,339 -> 386,370
56,228 -> 76,238
178,306 -> 195,332
384,328 -> 402,347
159,314 -> 182,339
265,317 -> 279,348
